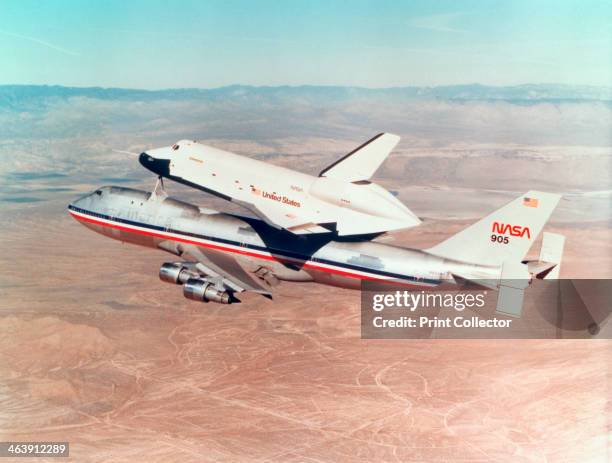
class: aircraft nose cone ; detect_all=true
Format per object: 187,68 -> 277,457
67,199 -> 78,211
68,191 -> 92,209
139,152 -> 171,177
69,197 -> 82,208
68,188 -> 103,214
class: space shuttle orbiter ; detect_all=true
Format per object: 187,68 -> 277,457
139,133 -> 420,236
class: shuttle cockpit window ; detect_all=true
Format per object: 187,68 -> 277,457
172,144 -> 180,151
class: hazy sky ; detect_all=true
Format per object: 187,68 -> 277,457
1,0 -> 610,88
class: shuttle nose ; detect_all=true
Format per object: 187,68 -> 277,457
139,151 -> 151,165
139,152 -> 171,177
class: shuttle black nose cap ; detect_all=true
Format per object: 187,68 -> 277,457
139,152 -> 171,177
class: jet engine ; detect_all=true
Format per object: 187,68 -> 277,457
183,278 -> 232,304
159,262 -> 198,284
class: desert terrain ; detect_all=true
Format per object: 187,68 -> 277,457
0,85 -> 610,461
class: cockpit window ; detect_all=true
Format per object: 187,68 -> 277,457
95,190 -> 102,195
172,144 -> 179,151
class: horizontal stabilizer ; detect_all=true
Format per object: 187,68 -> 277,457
320,133 -> 400,182
538,232 -> 565,279
523,260 -> 558,279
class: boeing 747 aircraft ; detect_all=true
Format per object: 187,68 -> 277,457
68,182 -> 564,317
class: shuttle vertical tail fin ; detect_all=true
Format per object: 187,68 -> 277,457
319,133 -> 400,182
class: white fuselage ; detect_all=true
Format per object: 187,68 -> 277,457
68,187 -> 500,291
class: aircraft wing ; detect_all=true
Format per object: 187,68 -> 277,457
179,243 -> 273,297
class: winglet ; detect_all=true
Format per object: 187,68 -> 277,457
319,133 -> 400,182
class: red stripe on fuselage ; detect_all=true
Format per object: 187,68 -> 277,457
69,210 -> 410,283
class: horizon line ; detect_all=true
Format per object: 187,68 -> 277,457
1,82 -> 611,92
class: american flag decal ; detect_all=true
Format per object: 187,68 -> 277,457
523,197 -> 539,208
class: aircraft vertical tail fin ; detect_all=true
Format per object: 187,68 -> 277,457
319,133 -> 400,182
427,191 -> 561,266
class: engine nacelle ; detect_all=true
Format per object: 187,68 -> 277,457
183,278 -> 232,304
159,262 -> 197,284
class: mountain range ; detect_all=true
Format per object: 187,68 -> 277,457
1,83 -> 611,109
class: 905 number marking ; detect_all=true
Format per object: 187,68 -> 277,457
491,234 -> 509,244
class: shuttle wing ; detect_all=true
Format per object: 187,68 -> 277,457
319,133 -> 401,182
233,199 -> 331,234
